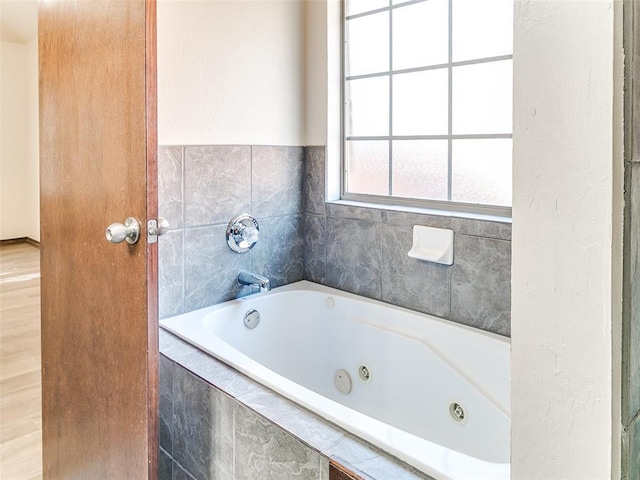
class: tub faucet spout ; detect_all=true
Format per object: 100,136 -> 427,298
237,271 -> 271,292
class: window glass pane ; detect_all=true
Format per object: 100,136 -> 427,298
452,60 -> 512,134
346,12 -> 389,77
346,141 -> 389,195
346,76 -> 389,137
452,139 -> 512,206
393,0 -> 448,70
393,69 -> 448,136
347,0 -> 388,17
392,140 -> 448,200
453,0 -> 513,62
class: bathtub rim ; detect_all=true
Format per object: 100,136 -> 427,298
160,281 -> 511,480
167,280 -> 510,417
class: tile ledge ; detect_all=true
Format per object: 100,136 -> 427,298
159,330 -> 432,480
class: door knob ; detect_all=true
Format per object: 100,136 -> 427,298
147,217 -> 170,244
106,217 -> 140,244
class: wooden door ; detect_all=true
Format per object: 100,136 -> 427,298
39,1 -> 158,478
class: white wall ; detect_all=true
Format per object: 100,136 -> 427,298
511,1 -> 623,478
0,40 -> 39,242
157,0 -> 305,146
25,39 -> 39,242
304,0 -> 327,146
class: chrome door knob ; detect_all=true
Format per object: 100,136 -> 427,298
156,217 -> 170,236
106,217 -> 140,244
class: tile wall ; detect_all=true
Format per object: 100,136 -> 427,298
624,163 -> 640,480
158,145 -> 304,319
623,2 -> 640,476
158,335 -> 434,480
159,145 -> 511,336
303,146 -> 512,336
159,355 -> 330,480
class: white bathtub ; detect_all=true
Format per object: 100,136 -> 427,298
160,281 -> 510,480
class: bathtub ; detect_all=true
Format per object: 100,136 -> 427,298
160,281 -> 510,480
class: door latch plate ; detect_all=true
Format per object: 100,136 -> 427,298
148,219 -> 158,244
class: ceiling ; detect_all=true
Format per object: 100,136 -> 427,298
1,0 -> 37,44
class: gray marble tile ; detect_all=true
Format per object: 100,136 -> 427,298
304,214 -> 326,284
159,447 -> 172,480
159,146 -> 184,230
252,146 -> 304,218
173,461 -> 197,480
320,457 -> 330,480
159,230 -> 184,319
325,436 -> 434,480
251,214 -> 304,289
325,217 -> 382,300
173,365 -> 234,480
159,355 -> 174,454
380,210 -> 450,229
173,343 -> 258,400
304,146 -> 326,215
326,203 -> 382,223
451,235 -> 511,336
236,387 -> 345,452
450,217 -> 512,240
160,331 -> 268,401
160,330 -> 195,363
184,225 -> 251,311
380,225 -> 450,318
628,163 -> 640,421
630,416 -> 640,480
184,145 -> 251,227
632,4 -> 640,164
234,403 -> 324,480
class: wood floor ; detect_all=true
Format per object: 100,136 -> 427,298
0,243 -> 42,480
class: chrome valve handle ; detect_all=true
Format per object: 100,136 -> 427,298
226,214 -> 260,253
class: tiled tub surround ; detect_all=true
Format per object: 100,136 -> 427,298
159,330 -> 434,480
304,146 -> 512,337
157,145 -> 512,479
158,145 -> 304,319
160,281 -> 510,479
159,144 -> 511,335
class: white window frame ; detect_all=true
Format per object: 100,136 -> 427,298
340,0 -> 513,218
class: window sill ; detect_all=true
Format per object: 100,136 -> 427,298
326,199 -> 512,225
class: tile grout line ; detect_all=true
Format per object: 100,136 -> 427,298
181,146 -> 186,315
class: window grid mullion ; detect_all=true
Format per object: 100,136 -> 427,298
346,0 -> 430,21
447,0 -> 453,201
346,133 -> 513,141
345,54 -> 513,82
388,0 -> 394,196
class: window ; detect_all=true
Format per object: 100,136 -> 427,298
343,0 -> 513,216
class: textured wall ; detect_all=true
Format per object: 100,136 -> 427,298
158,145 -> 304,319
304,147 -> 512,337
157,1 -> 304,146
511,1 -> 622,478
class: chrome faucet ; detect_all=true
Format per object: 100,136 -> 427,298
237,271 -> 271,292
